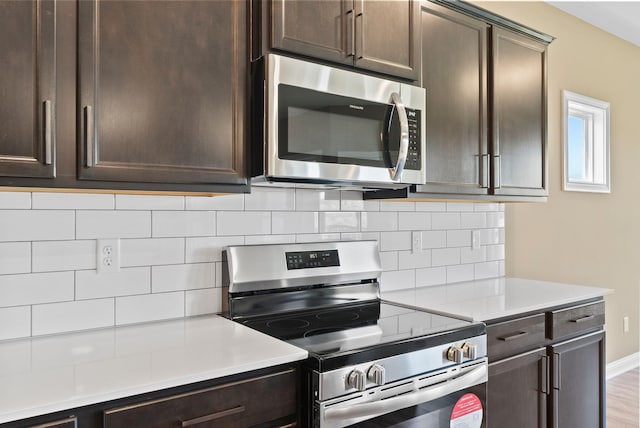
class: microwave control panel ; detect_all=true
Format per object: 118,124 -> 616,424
405,109 -> 421,171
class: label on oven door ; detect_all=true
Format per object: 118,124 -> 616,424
450,393 -> 483,428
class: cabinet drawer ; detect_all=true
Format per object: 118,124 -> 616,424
103,369 -> 297,428
547,301 -> 605,340
487,314 -> 545,359
29,417 -> 77,428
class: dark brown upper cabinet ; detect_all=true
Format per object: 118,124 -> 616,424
491,27 -> 548,197
418,2 -> 488,195
77,0 -> 248,188
270,0 -> 420,80
0,0 -> 56,179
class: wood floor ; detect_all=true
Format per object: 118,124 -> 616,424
607,368 -> 639,427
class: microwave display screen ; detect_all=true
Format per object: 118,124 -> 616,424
278,84 -> 412,168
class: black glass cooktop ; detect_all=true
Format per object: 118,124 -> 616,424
240,300 -> 484,371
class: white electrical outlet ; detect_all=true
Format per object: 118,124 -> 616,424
412,231 -> 422,254
97,238 -> 120,273
471,230 -> 481,250
623,316 -> 630,333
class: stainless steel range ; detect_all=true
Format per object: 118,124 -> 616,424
224,241 -> 487,428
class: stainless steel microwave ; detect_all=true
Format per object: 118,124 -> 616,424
252,54 -> 426,188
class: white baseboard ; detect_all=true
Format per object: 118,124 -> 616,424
607,352 -> 640,380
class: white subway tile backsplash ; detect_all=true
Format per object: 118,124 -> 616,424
319,212 -> 360,233
272,212 -> 319,234
447,230 -> 471,248
0,307 -> 31,340
397,250 -> 431,270
186,288 -> 220,316
120,238 -> 185,267
447,265 -> 474,284
398,212 -> 431,231
295,189 -> 340,211
0,210 -> 74,242
460,212 -> 487,229
0,192 -> 31,209
77,211 -> 151,239
431,212 -> 461,230
152,211 -> 215,237
361,212 -> 398,232
380,231 -> 411,251
76,267 -> 151,299
432,248 -> 461,267
0,187 -> 504,340
152,263 -> 215,292
0,242 -> 30,274
245,187 -> 295,211
217,211 -> 271,236
0,272 -> 74,307
33,240 -> 96,272
115,195 -> 184,210
32,299 -> 114,336
32,193 -> 114,210
116,292 -> 184,325
185,236 -> 244,263
185,194 -> 244,211
380,269 -> 415,292
416,267 -> 447,287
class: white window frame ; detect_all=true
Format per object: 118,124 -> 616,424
563,90 -> 610,193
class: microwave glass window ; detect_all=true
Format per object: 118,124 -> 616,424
278,84 -> 400,168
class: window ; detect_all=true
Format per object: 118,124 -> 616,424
563,90 -> 610,193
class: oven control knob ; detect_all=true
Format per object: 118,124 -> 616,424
347,369 -> 367,391
446,346 -> 464,364
367,364 -> 386,386
462,342 -> 478,360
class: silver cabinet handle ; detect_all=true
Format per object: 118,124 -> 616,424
481,154 -> 489,188
180,405 -> 245,427
84,105 -> 94,167
346,9 -> 355,57
498,331 -> 529,342
324,365 -> 487,422
43,100 -> 52,165
570,315 -> 595,323
388,92 -> 409,181
355,10 -> 363,59
493,155 -> 501,189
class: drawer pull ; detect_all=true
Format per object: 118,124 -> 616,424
498,331 -> 529,341
181,405 -> 245,427
570,315 -> 595,323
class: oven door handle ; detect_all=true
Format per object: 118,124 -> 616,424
324,364 -> 487,422
387,92 -> 409,182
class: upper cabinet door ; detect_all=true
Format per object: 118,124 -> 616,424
418,2 -> 488,194
491,27 -> 548,196
271,0 -> 352,66
77,0 -> 248,186
0,0 -> 56,179
355,0 -> 420,80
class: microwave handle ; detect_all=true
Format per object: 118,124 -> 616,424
388,92 -> 409,181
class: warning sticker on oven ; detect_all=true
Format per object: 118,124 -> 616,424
450,393 -> 483,428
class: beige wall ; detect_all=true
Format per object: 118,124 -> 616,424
472,1 -> 640,362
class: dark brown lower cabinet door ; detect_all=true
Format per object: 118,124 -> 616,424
0,0 -> 56,179
550,331 -> 605,428
488,347 -> 547,428
77,0 -> 247,186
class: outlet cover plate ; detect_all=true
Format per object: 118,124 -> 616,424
97,238 -> 120,274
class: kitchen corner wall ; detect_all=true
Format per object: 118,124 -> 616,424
0,188 -> 504,341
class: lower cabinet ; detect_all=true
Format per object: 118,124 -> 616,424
27,418 -> 77,428
487,300 -> 605,428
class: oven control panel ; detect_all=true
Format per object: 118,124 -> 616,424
286,249 -> 340,270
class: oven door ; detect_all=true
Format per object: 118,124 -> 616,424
265,54 -> 425,187
317,361 -> 487,428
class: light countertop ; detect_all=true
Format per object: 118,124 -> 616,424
0,315 -> 308,424
383,277 -> 612,322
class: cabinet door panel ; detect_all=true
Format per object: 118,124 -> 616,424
0,0 -> 55,179
356,0 -> 419,80
271,0 -> 351,66
417,3 -> 487,194
78,0 -> 247,185
488,347 -> 547,428
491,27 -> 547,196
550,331 -> 605,428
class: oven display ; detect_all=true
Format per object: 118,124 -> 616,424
286,250 -> 340,270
